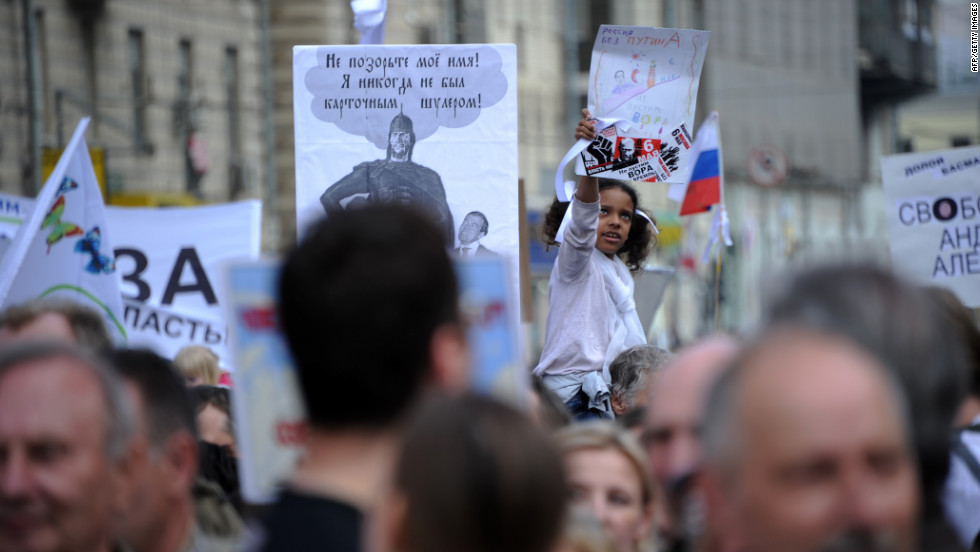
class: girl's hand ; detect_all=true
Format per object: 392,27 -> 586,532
575,108 -> 597,142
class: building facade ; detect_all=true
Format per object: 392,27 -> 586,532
0,0 -> 268,229
7,0 -> 966,350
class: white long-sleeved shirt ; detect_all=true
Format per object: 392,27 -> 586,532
533,197 -> 615,386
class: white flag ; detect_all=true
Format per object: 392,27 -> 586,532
351,0 -> 386,44
0,118 -> 127,342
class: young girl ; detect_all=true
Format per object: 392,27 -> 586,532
533,109 -> 656,420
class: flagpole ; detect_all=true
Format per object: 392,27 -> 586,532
714,112 -> 725,331
714,223 -> 722,331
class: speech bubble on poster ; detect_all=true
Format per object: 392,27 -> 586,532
304,45 -> 509,150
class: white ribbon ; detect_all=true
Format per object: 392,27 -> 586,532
351,0 -> 387,45
554,181 -> 576,244
637,211 -> 658,235
702,204 -> 734,264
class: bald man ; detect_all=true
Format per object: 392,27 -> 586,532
0,342 -> 133,552
642,334 -> 739,550
700,329 -> 919,552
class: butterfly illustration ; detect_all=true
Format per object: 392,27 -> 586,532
56,177 -> 79,198
74,226 -> 115,275
41,196 -> 83,254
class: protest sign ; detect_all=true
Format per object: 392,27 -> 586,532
576,26 -> 710,183
0,194 -> 261,361
0,119 -> 126,341
292,44 -> 520,330
0,192 -> 35,263
455,255 -> 525,407
222,259 -> 304,503
110,201 -> 262,362
881,146 -> 980,307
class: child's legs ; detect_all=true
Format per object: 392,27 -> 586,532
565,388 -> 613,421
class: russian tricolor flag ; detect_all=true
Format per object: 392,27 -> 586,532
678,112 -> 722,216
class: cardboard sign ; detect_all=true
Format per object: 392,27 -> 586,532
576,26 -> 710,183
881,146 -> 980,307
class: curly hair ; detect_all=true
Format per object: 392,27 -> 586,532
541,179 -> 656,274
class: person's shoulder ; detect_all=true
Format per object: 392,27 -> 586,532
192,478 -> 245,541
265,489 -> 363,526
258,490 -> 362,552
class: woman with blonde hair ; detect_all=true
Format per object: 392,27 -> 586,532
173,345 -> 221,386
555,421 -> 655,552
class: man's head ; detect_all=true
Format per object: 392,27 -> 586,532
618,138 -> 636,161
642,335 -> 737,545
387,112 -> 416,162
107,349 -> 199,551
0,299 -> 112,352
765,264 -> 970,503
643,335 -> 738,488
609,345 -> 671,417
457,211 -> 489,247
0,342 -> 133,552
701,329 -> 919,552
385,394 -> 566,552
278,204 -> 468,432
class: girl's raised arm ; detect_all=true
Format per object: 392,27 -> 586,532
574,108 -> 599,203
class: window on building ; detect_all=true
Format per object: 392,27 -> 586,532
178,38 -> 201,195
128,29 -> 148,150
516,23 -> 526,73
780,1 -> 794,68
176,38 -> 193,137
417,25 -> 433,45
453,0 -> 485,43
179,39 -> 192,102
577,0 -> 609,73
951,136 -> 972,147
902,0 -> 918,40
225,46 -> 243,198
36,8 -> 52,135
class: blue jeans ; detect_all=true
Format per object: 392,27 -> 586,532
564,388 -> 610,422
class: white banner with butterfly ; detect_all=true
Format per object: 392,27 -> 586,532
0,118 -> 127,341
0,188 -> 262,362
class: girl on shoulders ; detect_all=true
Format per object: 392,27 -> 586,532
533,109 -> 657,421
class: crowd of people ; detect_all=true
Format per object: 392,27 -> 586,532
0,113 -> 978,552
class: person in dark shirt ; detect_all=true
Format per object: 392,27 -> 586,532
258,204 -> 469,552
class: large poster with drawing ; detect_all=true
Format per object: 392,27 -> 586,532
294,44 -> 518,256
576,26 -> 710,183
